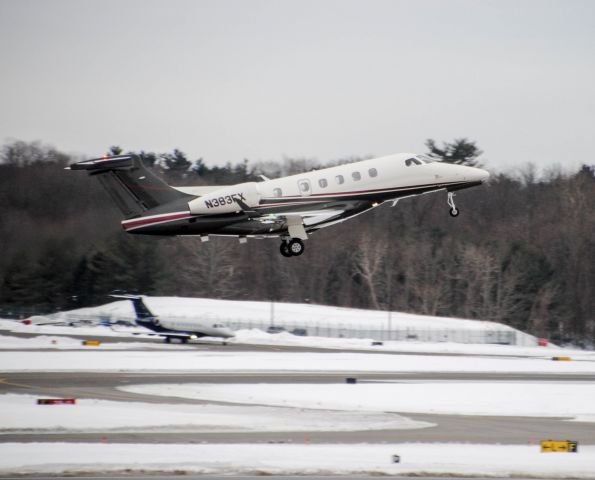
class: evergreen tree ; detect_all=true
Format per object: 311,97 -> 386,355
425,138 -> 484,167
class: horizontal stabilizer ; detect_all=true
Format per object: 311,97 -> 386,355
69,155 -> 134,171
109,294 -> 142,300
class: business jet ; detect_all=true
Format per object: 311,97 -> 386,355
110,294 -> 235,343
69,152 -> 489,257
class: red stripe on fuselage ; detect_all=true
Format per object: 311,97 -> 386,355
122,212 -> 192,231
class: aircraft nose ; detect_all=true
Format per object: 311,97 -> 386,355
455,165 -> 490,183
477,168 -> 490,183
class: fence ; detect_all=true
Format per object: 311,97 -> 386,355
223,319 -> 519,345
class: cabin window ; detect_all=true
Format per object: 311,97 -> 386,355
368,167 -> 378,177
335,174 -> 345,185
319,178 -> 328,188
273,187 -> 282,197
352,171 -> 361,181
405,158 -> 423,167
298,180 -> 310,193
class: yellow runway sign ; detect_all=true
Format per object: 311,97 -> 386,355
540,440 -> 578,452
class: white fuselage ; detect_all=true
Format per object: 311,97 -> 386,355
257,152 -> 488,205
123,152 -> 489,241
154,317 -> 235,339
184,153 -> 489,215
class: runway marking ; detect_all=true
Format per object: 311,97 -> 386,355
0,376 -> 161,403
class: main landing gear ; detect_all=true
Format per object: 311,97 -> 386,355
280,238 -> 305,257
447,191 -> 460,217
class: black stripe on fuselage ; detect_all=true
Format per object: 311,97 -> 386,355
255,180 -> 470,212
256,180 -> 468,208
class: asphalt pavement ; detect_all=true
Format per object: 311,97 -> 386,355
2,370 -> 594,445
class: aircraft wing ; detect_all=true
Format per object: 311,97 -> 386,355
230,195 -> 347,230
257,209 -> 341,221
256,210 -> 345,228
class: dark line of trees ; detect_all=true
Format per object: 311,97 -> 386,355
0,139 -> 593,346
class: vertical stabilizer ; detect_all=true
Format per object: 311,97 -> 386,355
109,294 -> 157,324
69,155 -> 192,217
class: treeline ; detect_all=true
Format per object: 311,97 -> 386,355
0,140 -> 593,346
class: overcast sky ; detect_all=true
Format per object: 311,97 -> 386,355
0,0 -> 593,172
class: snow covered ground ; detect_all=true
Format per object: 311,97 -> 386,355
36,295 -> 538,345
2,317 -> 591,359
0,332 -> 188,350
2,348 -> 595,374
54,296 -> 520,332
120,381 -> 595,421
2,316 -> 595,477
1,442 -> 594,477
0,393 -> 430,433
0,318 -> 157,339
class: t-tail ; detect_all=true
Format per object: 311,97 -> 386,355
67,154 -> 192,218
110,294 -> 161,331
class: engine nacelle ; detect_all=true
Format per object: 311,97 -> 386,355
188,182 -> 261,215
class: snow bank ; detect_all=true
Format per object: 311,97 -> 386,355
0,333 -> 184,350
0,394 -> 430,433
0,319 -> 150,338
59,296 -> 514,331
46,295 -> 538,345
1,443 -> 593,477
120,382 -> 595,420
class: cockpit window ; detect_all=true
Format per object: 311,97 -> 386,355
212,323 -> 224,328
405,158 -> 423,166
416,154 -> 435,164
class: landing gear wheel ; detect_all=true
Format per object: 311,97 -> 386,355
288,238 -> 305,256
280,242 -> 292,257
280,238 -> 305,257
447,191 -> 459,218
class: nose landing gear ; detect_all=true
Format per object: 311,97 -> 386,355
447,191 -> 459,217
280,238 -> 305,257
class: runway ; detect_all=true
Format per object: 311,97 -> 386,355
1,329 -> 595,479
2,370 -> 594,445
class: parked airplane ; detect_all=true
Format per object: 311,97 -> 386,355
69,152 -> 489,256
110,294 -> 235,343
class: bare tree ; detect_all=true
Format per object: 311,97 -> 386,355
352,232 -> 390,310
163,238 -> 236,298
